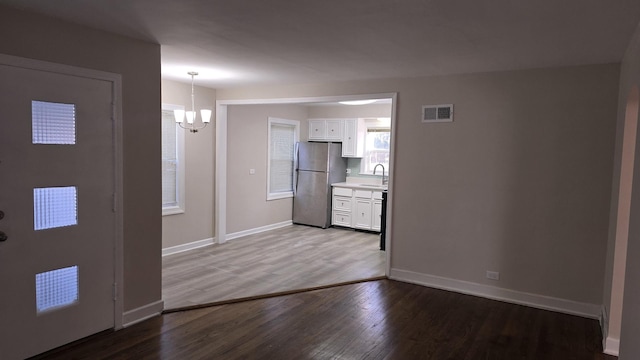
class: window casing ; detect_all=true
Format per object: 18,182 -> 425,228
162,104 -> 185,215
267,117 -> 300,200
360,128 -> 391,175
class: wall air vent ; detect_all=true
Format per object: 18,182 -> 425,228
422,104 -> 453,123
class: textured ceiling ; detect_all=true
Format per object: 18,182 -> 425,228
2,0 -> 640,88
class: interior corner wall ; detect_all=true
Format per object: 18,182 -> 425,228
603,41 -> 637,351
226,104 -> 309,234
0,6 -> 162,312
617,23 -> 640,360
217,63 -> 619,310
161,79 -> 216,249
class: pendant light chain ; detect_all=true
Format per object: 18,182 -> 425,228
190,71 -> 196,123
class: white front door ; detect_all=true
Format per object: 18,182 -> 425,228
0,60 -> 116,359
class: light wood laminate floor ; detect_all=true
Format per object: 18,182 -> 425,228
162,225 -> 385,309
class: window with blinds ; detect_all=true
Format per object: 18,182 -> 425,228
267,117 -> 299,200
162,104 -> 185,215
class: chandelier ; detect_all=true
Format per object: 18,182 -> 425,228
173,71 -> 211,133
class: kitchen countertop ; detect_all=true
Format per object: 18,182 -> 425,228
332,182 -> 388,191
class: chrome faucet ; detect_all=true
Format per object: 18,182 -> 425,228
373,164 -> 387,185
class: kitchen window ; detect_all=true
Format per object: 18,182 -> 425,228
361,128 -> 391,175
267,117 -> 299,200
162,104 -> 185,215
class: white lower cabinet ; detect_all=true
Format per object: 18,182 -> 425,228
354,198 -> 372,229
331,186 -> 383,232
333,211 -> 351,227
372,200 -> 382,231
333,196 -> 352,212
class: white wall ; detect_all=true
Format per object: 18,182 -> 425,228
226,104 -> 309,234
218,63 -> 619,314
161,79 -> 216,249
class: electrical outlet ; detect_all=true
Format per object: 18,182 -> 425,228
249,169 -> 256,175
486,271 -> 500,281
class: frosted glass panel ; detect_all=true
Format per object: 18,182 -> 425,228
36,266 -> 79,313
32,100 -> 76,144
34,187 -> 78,230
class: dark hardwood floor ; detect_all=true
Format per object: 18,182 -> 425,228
33,279 -> 614,360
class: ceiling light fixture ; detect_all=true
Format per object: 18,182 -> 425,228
338,99 -> 377,106
174,71 -> 211,133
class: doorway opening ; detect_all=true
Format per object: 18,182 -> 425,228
161,93 -> 396,310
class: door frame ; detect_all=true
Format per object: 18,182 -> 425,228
216,93 -> 397,276
0,53 -> 125,330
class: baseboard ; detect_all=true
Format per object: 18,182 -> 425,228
122,300 -> 164,327
226,220 -> 293,241
389,268 -> 601,319
601,304 -> 620,355
604,336 -> 620,356
162,237 -> 215,257
601,305 -> 609,353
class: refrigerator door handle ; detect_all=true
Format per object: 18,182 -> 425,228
293,142 -> 299,196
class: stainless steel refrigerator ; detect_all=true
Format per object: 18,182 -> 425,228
293,142 -> 347,228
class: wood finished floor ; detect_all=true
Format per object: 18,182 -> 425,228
162,225 -> 385,309
34,279 -> 613,360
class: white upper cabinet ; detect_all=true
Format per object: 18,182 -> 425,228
342,118 -> 366,158
308,119 -> 343,141
307,118 -> 366,158
308,119 -> 326,140
325,119 -> 342,140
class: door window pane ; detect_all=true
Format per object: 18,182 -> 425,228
32,100 -> 76,145
36,266 -> 79,313
34,186 -> 78,230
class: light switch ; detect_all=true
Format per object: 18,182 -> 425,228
249,169 -> 256,175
